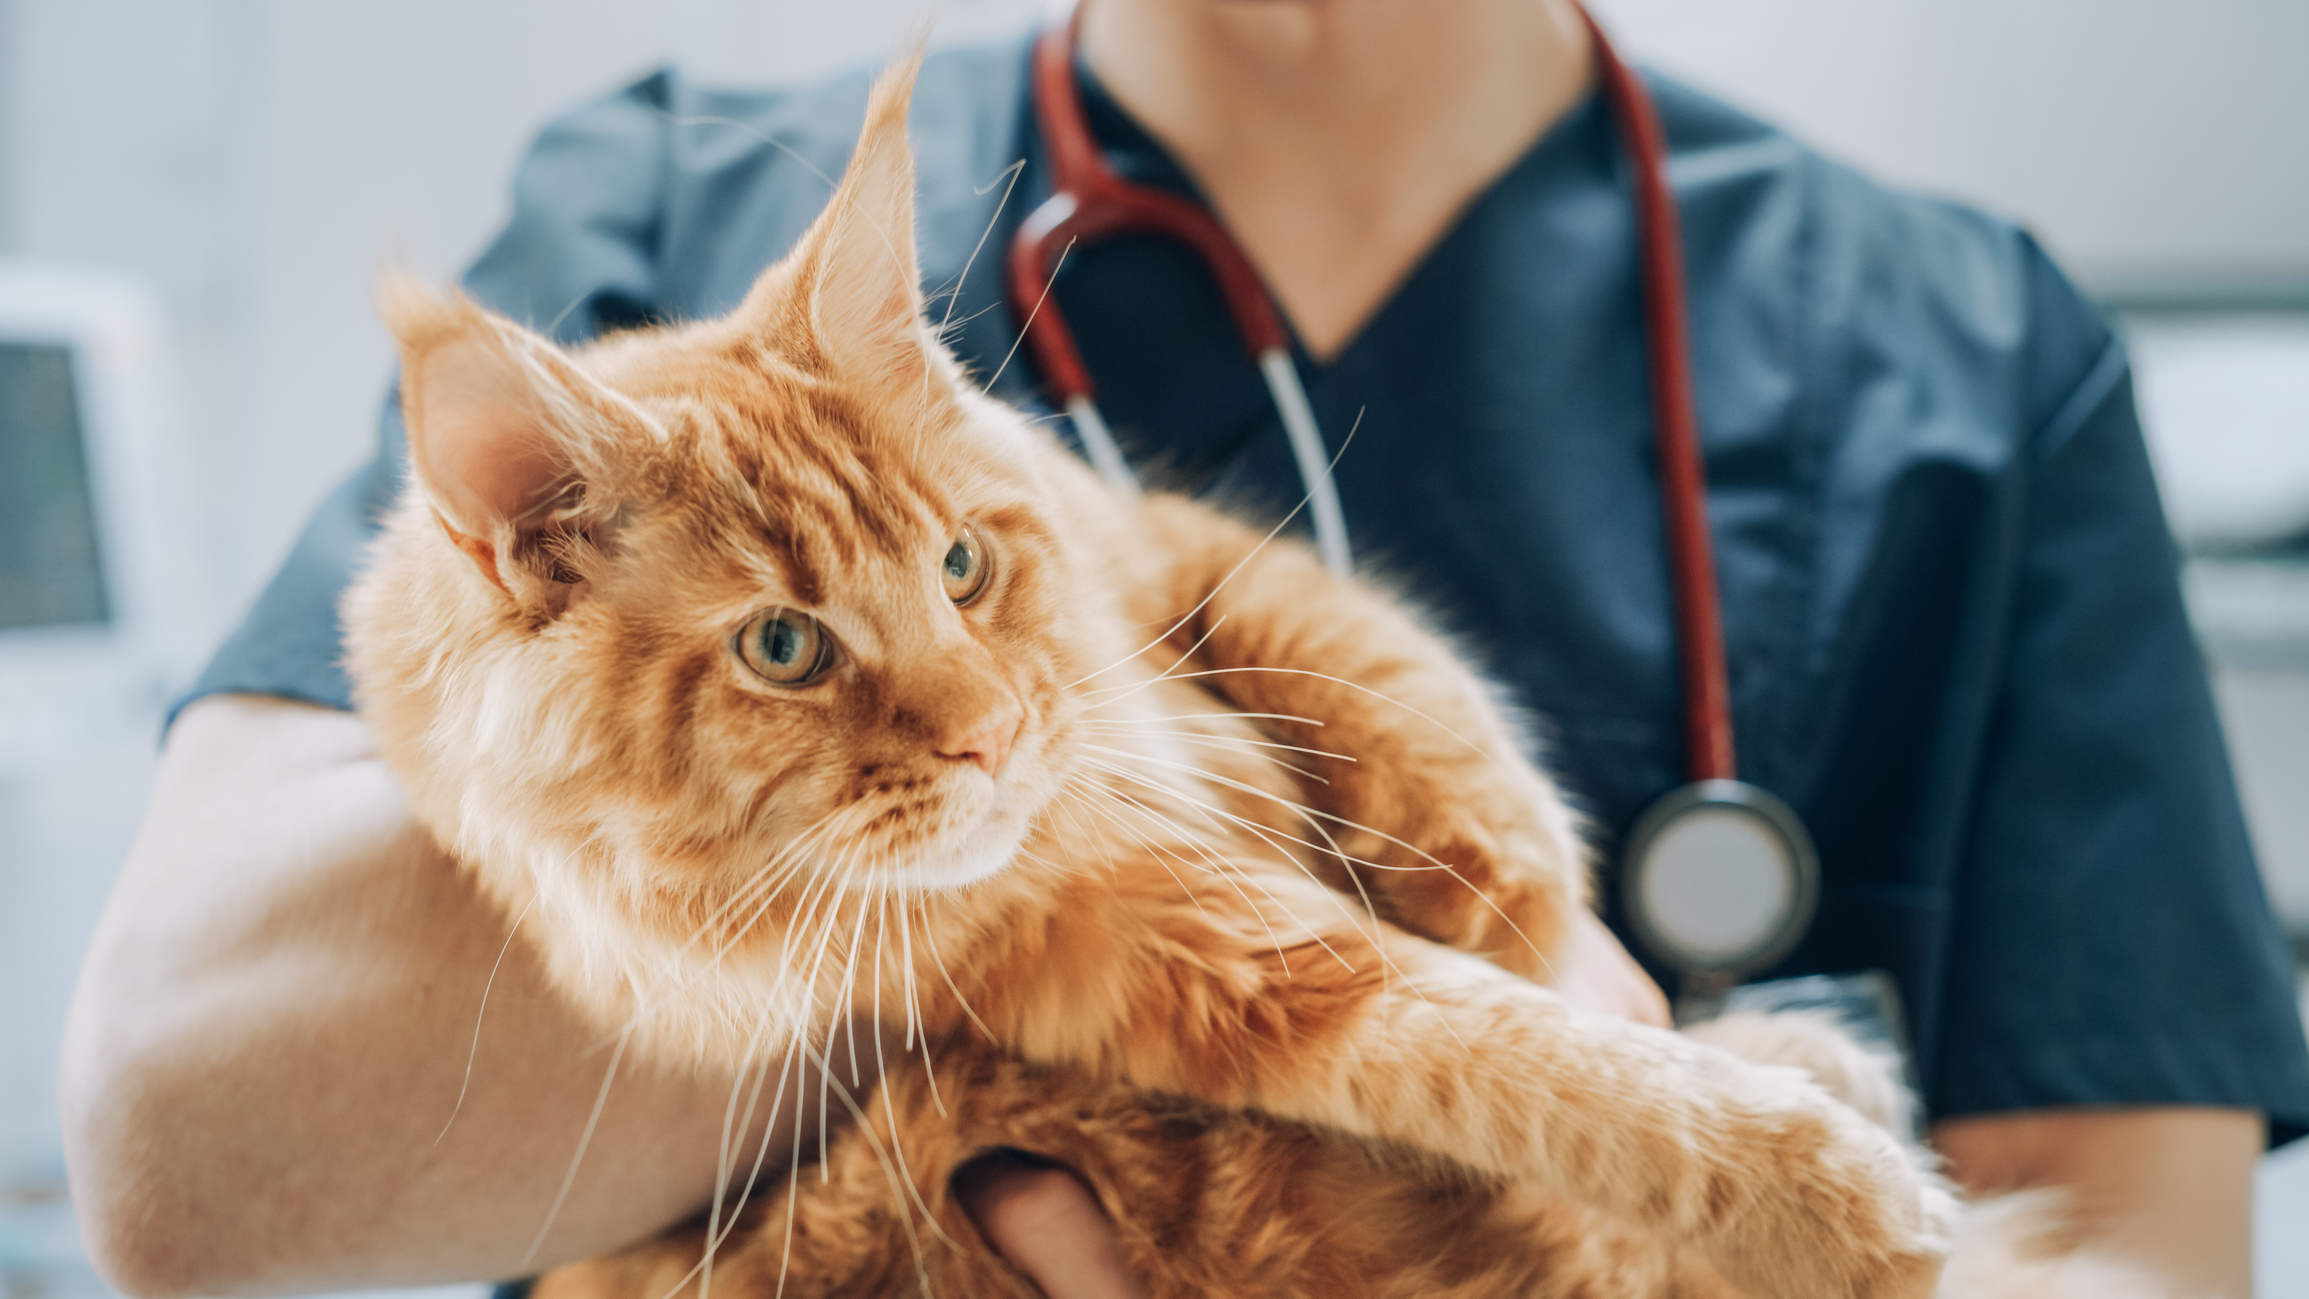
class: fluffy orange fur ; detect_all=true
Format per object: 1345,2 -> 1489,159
340,54 -> 2159,1299
528,1017 -> 2163,1299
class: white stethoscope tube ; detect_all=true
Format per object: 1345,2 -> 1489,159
1067,349 -> 1352,579
1258,347 -> 1354,578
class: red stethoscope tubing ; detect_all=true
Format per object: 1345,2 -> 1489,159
1006,6 -> 1737,787
1579,9 -> 1738,785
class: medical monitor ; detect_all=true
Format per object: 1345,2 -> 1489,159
0,260 -> 197,769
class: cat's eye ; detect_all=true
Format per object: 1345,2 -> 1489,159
941,527 -> 991,605
734,608 -> 833,687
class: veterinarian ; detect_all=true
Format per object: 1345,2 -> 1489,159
63,1 -> 2307,1297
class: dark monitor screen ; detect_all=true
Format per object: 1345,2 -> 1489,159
0,341 -> 110,630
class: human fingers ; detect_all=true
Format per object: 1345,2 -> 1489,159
954,1150 -> 1145,1299
1553,908 -> 1672,1027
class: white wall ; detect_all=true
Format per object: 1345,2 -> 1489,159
1591,0 -> 2309,281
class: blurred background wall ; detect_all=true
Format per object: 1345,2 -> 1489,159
1,1 -> 2304,1295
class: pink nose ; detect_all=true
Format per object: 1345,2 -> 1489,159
939,709 -> 1021,776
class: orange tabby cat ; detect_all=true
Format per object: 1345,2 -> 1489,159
344,54 -> 1967,1299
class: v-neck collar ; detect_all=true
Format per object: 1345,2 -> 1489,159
1059,53 -> 1616,374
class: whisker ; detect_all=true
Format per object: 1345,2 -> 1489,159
983,235 -> 1074,394
1080,720 -> 1355,765
1064,418 -> 1368,692
899,897 -> 947,1116
796,1035 -> 937,1294
917,901 -> 998,1045
1080,723 -> 1338,782
931,158 -> 1024,346
1076,761 -> 1335,976
1085,666 -> 1489,757
1069,752 -> 1449,1019
1088,709 -> 1327,729
1081,744 -> 1553,983
1059,786 -> 1218,924
1068,614 -> 1232,714
839,892 -> 874,1087
522,1021 -> 636,1267
1069,767 -> 1320,973
435,891 -> 536,1146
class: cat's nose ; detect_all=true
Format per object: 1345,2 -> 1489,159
938,707 -> 1021,777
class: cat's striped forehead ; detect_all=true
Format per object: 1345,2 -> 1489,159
643,366 -> 1043,613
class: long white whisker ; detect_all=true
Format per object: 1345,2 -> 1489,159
932,158 -> 1024,345
1081,723 -> 1339,782
435,892 -> 536,1146
1080,720 -> 1355,765
1077,762 -> 1332,976
984,235 -> 1074,393
1060,786 -> 1217,923
1065,408 -> 1370,696
1089,710 -> 1327,729
898,897 -> 947,1116
1084,666 -> 1488,756
1081,744 -> 1551,983
917,904 -> 997,1045
522,1021 -> 635,1267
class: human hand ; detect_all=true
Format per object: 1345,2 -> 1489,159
1552,907 -> 1673,1027
954,1150 -> 1144,1299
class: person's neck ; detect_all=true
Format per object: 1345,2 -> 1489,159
1080,0 -> 1593,361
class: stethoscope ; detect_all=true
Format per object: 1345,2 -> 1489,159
1006,5 -> 1820,1004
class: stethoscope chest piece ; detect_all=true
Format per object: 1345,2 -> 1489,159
1621,779 -> 1819,1006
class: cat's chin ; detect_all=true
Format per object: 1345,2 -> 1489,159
851,808 -> 1033,895
861,837 -> 1023,894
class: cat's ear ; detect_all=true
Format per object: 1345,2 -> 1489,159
767,51 -> 929,387
379,275 -> 657,612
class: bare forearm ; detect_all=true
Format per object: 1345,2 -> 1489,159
62,697 -> 811,1296
1931,1106 -> 2260,1299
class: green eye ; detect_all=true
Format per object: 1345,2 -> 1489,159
941,526 -> 991,605
734,608 -> 832,686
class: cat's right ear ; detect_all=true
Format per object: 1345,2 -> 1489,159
379,275 -> 658,612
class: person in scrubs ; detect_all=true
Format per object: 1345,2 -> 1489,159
61,2 -> 2307,1298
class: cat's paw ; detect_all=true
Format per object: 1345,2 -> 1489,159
1347,778 -> 1584,982
1685,1009 -> 1915,1135
1706,1089 -> 1953,1299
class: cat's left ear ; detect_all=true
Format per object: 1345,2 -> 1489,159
771,51 -> 930,387
380,275 -> 658,613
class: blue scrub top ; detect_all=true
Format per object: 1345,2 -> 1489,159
188,35 -> 2309,1141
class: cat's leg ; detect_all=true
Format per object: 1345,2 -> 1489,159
919,1046 -> 1754,1299
1120,495 -> 1586,981
982,882 -> 1953,1299
1684,1010 -> 1918,1136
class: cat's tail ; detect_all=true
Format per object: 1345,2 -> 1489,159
1935,1191 -> 2172,1299
1684,1011 -> 2174,1299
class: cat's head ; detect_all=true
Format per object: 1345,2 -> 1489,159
350,55 -> 1120,944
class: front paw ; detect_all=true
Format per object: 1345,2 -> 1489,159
1704,1088 -> 1954,1299
1332,765 -> 1584,980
